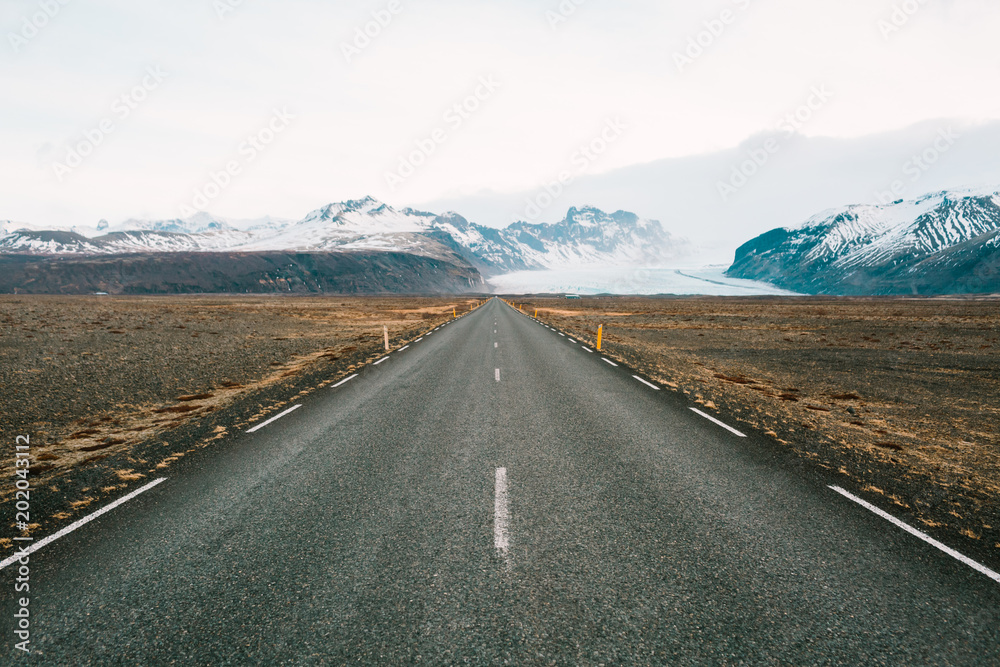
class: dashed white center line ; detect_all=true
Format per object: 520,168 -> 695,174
633,375 -> 661,390
830,486 -> 1000,584
247,404 -> 302,433
601,358 -> 619,367
397,345 -> 410,352
495,368 -> 501,382
495,342 -> 498,348
373,357 -> 390,366
331,374 -> 358,388
0,478 -> 168,572
494,467 -> 510,558
690,407 -> 746,437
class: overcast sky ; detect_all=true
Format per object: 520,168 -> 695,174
3,0 -> 1000,241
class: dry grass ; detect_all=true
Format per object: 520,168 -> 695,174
0,295 -> 467,484
522,295 -> 1000,539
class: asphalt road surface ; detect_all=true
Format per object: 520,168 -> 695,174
4,298 -> 999,665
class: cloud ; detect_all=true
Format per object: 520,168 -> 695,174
421,120 -> 1000,262
2,0 -> 1000,232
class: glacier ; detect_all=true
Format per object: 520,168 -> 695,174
488,266 -> 799,296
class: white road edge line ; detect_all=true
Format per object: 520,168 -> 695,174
633,375 -> 661,390
415,338 -> 423,343
601,358 -> 619,367
247,404 -> 303,433
0,478 -> 167,572
494,467 -> 510,557
830,485 -> 1000,584
331,374 -> 358,388
690,407 -> 746,437
398,345 -> 410,352
373,357 -> 390,366
582,347 -> 594,353
495,368 -> 501,382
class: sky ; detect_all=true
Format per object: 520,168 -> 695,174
4,0 -> 1000,255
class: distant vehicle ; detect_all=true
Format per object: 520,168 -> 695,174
94,292 -> 109,295
566,294 -> 582,299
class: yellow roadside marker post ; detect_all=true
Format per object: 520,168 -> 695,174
534,308 -> 538,317
596,325 -> 603,351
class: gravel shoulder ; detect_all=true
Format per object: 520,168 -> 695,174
1,294 -> 475,554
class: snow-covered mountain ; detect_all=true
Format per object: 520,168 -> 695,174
504,206 -> 681,268
727,187 -> 1000,295
114,212 -> 235,234
0,198 -> 685,276
2,219 -> 63,235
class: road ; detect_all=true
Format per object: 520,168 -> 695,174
4,298 -> 999,664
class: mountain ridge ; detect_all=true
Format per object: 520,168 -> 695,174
0,199 -> 686,278
727,186 -> 1000,295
